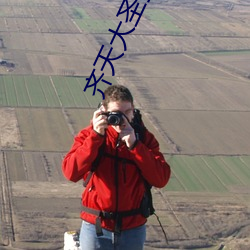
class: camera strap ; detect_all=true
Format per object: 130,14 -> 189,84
83,138 -> 106,187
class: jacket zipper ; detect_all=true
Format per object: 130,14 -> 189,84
114,138 -> 121,235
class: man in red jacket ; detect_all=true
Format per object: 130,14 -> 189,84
62,85 -> 171,250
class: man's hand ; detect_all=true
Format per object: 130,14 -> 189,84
92,108 -> 108,136
119,116 -> 137,149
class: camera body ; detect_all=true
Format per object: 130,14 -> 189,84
102,111 -> 124,126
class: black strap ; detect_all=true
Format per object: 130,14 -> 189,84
95,217 -> 103,236
82,205 -> 142,236
144,180 -> 155,216
82,205 -> 142,219
83,139 -> 106,187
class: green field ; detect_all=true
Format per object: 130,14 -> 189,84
70,7 -> 116,32
0,75 -> 115,108
144,9 -> 184,33
202,50 -> 250,56
165,155 -> 250,192
75,19 -> 116,33
145,9 -> 174,21
71,7 -> 90,19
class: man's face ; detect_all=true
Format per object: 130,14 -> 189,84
106,101 -> 134,133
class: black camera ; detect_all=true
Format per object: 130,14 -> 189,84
102,111 -> 124,125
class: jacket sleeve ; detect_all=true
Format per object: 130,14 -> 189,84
130,129 -> 171,188
62,126 -> 105,182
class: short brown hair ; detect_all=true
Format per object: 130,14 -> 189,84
102,85 -> 133,108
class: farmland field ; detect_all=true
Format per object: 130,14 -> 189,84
0,108 -> 21,149
16,108 -> 73,151
1,0 -> 250,250
147,110 -> 250,155
165,155 -> 250,192
144,9 -> 184,34
0,75 -> 115,108
74,19 -> 117,33
203,50 -> 250,73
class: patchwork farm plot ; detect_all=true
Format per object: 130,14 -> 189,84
67,6 -> 161,34
117,53 -> 250,112
4,32 -> 99,56
1,0 -> 250,249
2,2 -> 250,77
166,7 -> 250,36
3,30 -> 101,75
146,8 -> 250,52
0,5 -> 78,33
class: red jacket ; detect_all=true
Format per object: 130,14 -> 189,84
62,124 -> 171,231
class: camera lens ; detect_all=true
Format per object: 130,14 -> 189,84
108,114 -> 121,125
107,112 -> 124,125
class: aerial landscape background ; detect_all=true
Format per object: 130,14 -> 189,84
1,0 -> 250,249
